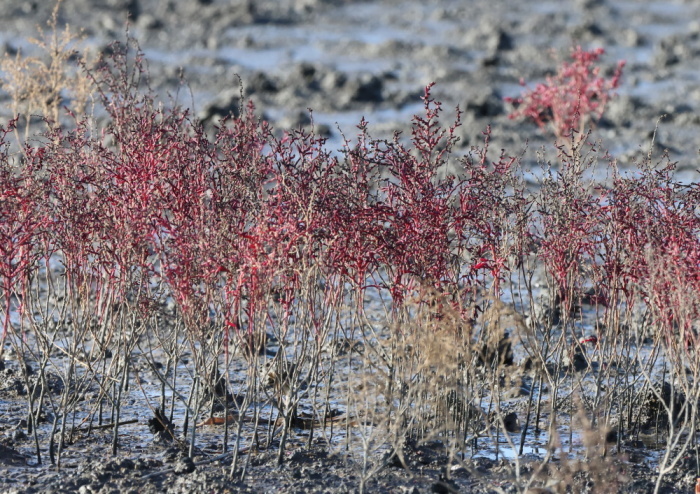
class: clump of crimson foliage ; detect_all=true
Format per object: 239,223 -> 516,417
0,39 -> 699,353
506,46 -> 625,143
0,41 -> 526,347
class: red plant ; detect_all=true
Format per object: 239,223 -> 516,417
455,126 -> 526,297
0,119 -> 46,347
378,85 -> 461,304
506,46 -> 625,142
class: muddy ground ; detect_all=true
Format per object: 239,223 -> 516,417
2,0 -> 700,492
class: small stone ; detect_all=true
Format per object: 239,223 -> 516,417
503,412 -> 521,433
174,456 -> 195,475
12,429 -> 27,441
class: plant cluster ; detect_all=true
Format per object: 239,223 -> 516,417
1,35 -> 699,494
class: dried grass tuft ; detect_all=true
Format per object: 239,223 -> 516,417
1,1 -> 94,139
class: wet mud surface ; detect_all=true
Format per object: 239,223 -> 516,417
2,1 -> 700,493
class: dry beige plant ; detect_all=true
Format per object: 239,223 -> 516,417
1,1 -> 94,140
520,401 -> 625,494
339,286 -> 488,492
